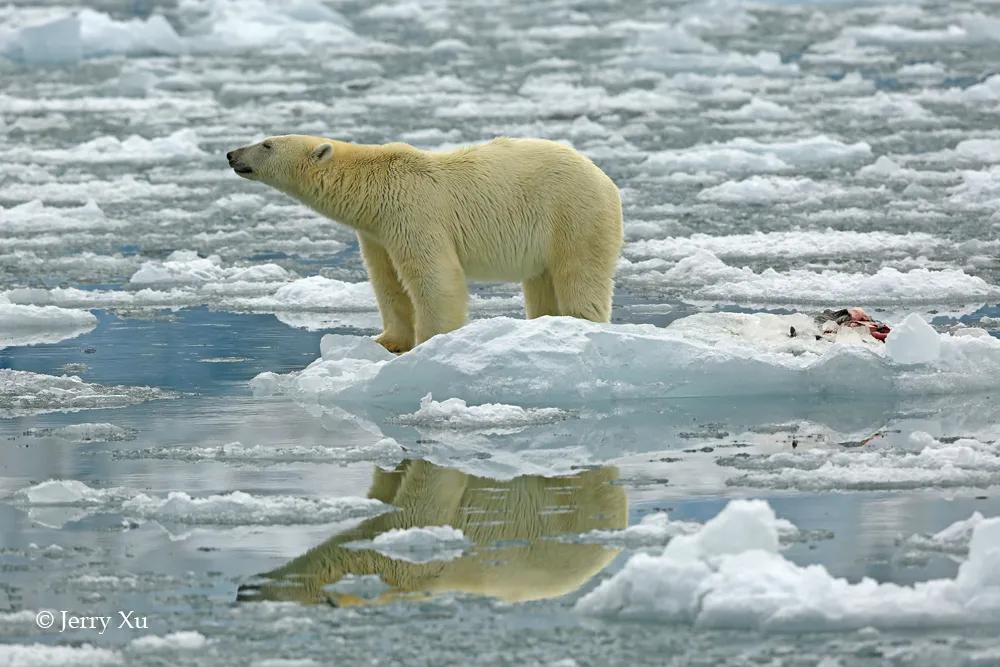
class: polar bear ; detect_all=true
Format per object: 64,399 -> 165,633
227,135 -> 623,352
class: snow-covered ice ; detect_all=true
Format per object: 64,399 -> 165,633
252,313 -> 1000,409
397,393 -> 569,430
0,369 -> 175,418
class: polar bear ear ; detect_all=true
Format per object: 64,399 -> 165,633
311,143 -> 334,164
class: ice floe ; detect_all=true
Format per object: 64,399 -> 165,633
25,423 -> 136,443
129,250 -> 290,286
576,499 -> 1000,630
619,250 -> 997,305
0,643 -> 122,666
11,479 -> 391,527
251,313 -> 1000,411
900,512 -> 984,559
624,230 -> 941,262
397,393 -> 569,431
6,129 -> 203,165
345,526 -> 470,563
0,370 -> 175,418
720,431 -> 1000,492
646,136 -> 872,174
129,631 -> 208,651
0,301 -> 97,349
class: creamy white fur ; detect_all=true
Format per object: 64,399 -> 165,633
228,135 -> 623,352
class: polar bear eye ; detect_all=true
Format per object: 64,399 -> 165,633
262,141 -> 272,150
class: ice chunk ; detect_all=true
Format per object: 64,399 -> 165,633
720,432 -> 1000,491
121,490 -> 389,526
0,10 -> 183,63
251,313 -> 1000,411
0,370 -> 175,418
26,423 -> 136,443
397,393 -> 569,430
129,631 -> 208,651
577,499 -> 1000,630
698,176 -> 842,204
625,230 -> 940,262
229,276 -> 376,311
902,512 -> 985,557
565,512 -> 702,548
345,526 -> 470,563
0,644 -> 122,666
14,129 -> 204,165
620,251 -> 997,305
322,574 -> 391,600
0,200 -> 112,234
885,314 -> 941,364
0,303 -> 96,349
646,136 -> 871,174
130,250 -> 288,285
14,479 -> 129,506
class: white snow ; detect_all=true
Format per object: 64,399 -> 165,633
0,370 -> 175,418
346,525 -> 470,563
250,313 -> 1000,410
576,499 -> 1000,630
697,176 -> 844,204
397,393 -> 569,430
0,302 -> 97,349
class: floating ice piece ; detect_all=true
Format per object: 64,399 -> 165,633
646,136 -> 871,174
564,512 -> 702,548
27,423 -> 136,443
576,498 -> 1000,630
902,513 -> 985,557
0,10 -> 182,63
0,302 -> 96,349
116,438 -> 402,465
227,275 -> 376,311
625,230 -> 941,261
698,176 -> 843,204
397,393 -> 569,431
129,250 -> 289,285
620,250 -> 997,305
0,199 -> 113,233
121,490 -> 388,526
720,432 -> 1000,491
250,312 -> 1000,411
0,643 -> 122,666
885,313 -> 942,364
14,479 -> 131,506
345,526 -> 471,563
0,370 -> 175,418
12,129 -> 204,165
129,631 -> 208,651
11,479 -> 390,527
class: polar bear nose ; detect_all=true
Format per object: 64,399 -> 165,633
226,151 -> 235,162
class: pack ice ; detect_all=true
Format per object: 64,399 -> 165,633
251,313 -> 1000,409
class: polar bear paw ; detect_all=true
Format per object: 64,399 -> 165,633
375,332 -> 413,354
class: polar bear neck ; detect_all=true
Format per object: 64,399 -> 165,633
293,141 -> 433,233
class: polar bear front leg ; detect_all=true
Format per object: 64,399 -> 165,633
393,244 -> 468,345
358,234 -> 415,353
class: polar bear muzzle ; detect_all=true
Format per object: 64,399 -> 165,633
226,147 -> 254,177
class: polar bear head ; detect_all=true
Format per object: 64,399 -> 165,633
226,134 -> 335,195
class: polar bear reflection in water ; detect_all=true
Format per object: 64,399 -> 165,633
238,460 -> 626,605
